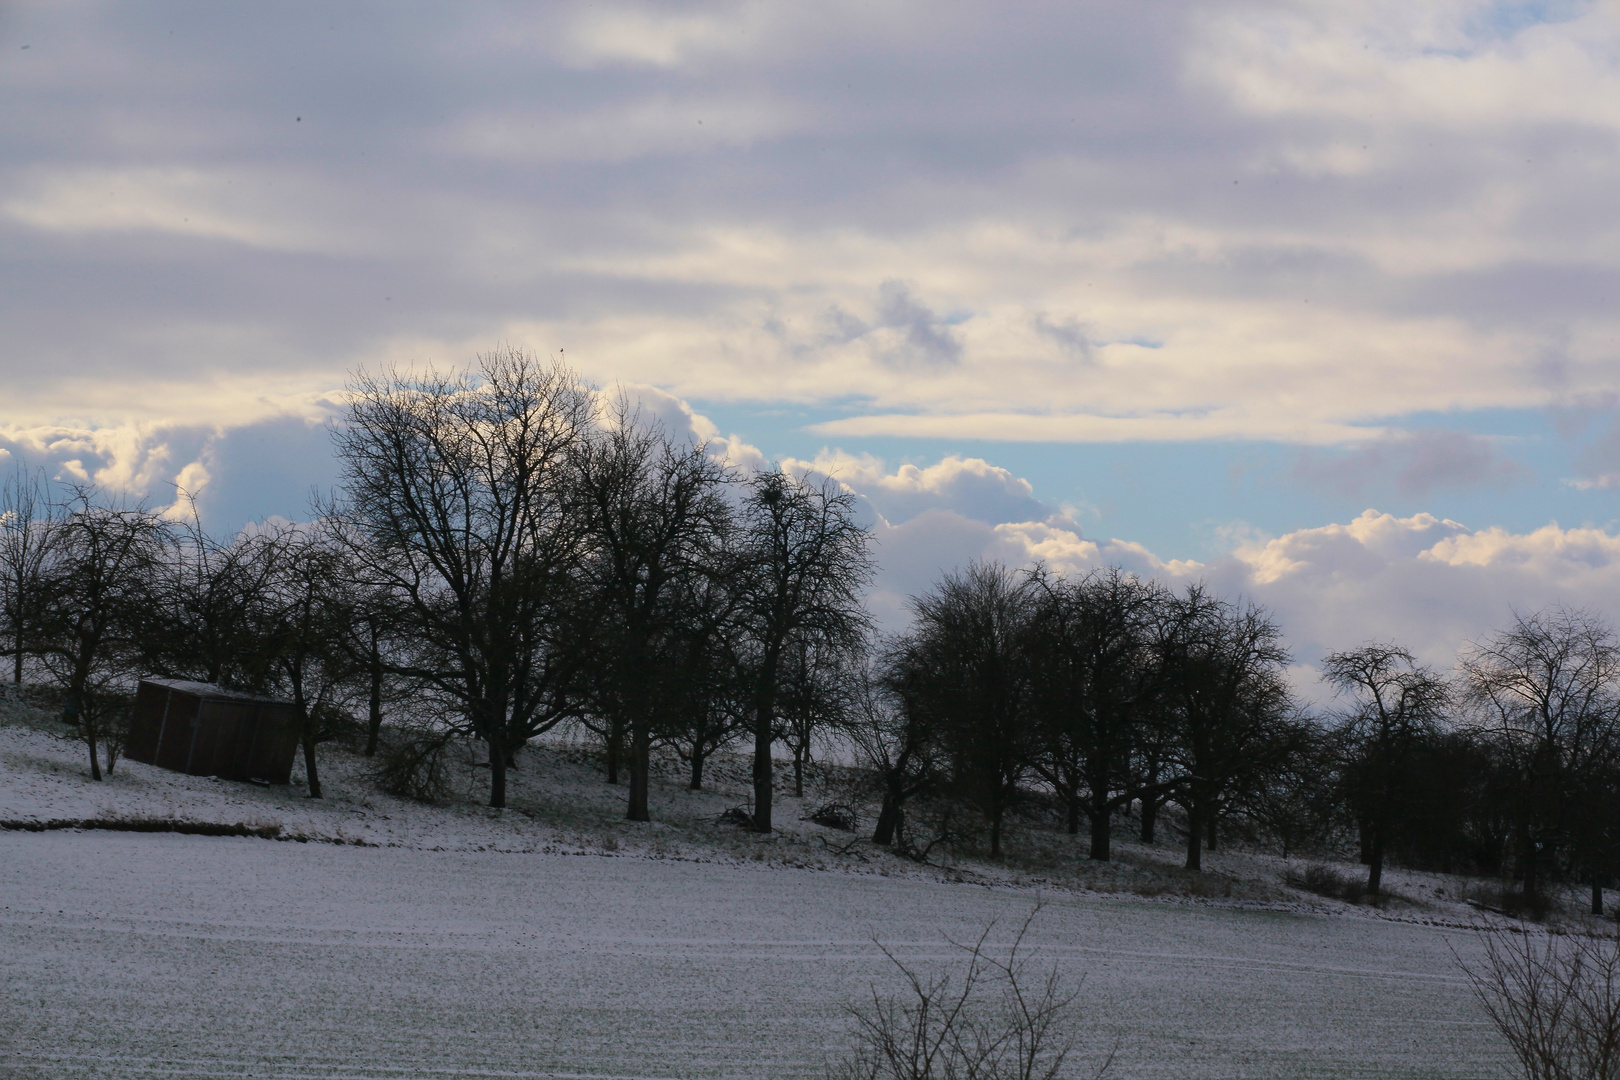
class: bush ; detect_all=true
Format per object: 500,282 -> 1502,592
1455,924 -> 1620,1080
370,728 -> 454,803
805,802 -> 861,832
716,805 -> 755,829
1285,863 -> 1367,904
1463,881 -> 1553,922
827,905 -> 1112,1080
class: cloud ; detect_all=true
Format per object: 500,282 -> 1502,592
2,167 -> 357,254
872,281 -> 963,368
1291,429 -> 1531,496
786,450 -> 1053,527
2,1 -> 1618,443
0,421 -> 211,495
864,496 -> 1620,705
971,508 -> 1620,683
809,410 -> 1387,444
1032,313 -> 1096,363
1565,473 -> 1620,491
7,0 -> 1620,641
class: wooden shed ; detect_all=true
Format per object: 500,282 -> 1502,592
125,678 -> 300,784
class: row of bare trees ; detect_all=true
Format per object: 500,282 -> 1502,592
836,561 -> 1620,911
0,473 -> 392,792
846,563 -> 1306,866
1325,608 -> 1620,914
0,349 -> 875,833
6,348 -> 1620,900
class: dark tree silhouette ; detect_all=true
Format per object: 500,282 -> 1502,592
574,396 -> 733,822
1158,586 -> 1294,872
34,489 -> 169,780
901,562 -> 1036,859
851,647 -> 941,847
1322,642 -> 1449,894
737,468 -> 872,833
330,347 -> 594,808
1460,607 -> 1620,908
0,464 -> 52,686
1026,566 -> 1167,861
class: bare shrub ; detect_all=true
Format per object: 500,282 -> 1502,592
805,802 -> 861,832
1285,863 -> 1367,904
1464,881 -> 1553,921
1455,924 -> 1620,1080
1131,870 -> 1236,901
716,805 -> 755,829
827,906 -> 1112,1080
370,727 -> 454,803
892,797 -> 978,865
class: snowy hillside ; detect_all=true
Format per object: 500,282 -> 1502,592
0,697 -> 1567,1079
0,695 -> 1550,927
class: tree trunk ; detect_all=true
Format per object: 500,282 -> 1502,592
873,788 -> 900,845
12,636 -> 21,684
303,733 -> 323,799
989,801 -> 1004,859
1088,805 -> 1111,861
1521,826 -> 1539,907
1184,801 -> 1203,872
487,733 -> 507,809
605,719 -> 621,784
793,744 -> 805,798
1593,881 -> 1604,917
752,713 -> 774,834
627,719 -> 650,821
1140,797 -> 1158,844
364,633 -> 383,758
71,676 -> 101,782
689,746 -> 705,791
751,640 -> 782,835
1367,827 -> 1385,895
85,724 -> 101,782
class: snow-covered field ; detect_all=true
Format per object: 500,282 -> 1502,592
0,702 -> 1522,1079
2,830 -> 1511,1079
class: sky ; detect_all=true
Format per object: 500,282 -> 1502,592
3,0 -> 1620,685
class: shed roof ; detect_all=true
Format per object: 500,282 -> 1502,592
141,677 -> 293,706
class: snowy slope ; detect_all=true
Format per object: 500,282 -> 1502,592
2,829 -> 1511,1079
0,699 -> 1555,1078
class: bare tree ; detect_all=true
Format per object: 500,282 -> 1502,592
1456,924 -> 1620,1080
1025,566 -> 1168,861
850,648 -> 941,848
330,347 -> 594,808
34,489 -> 170,780
777,637 -> 854,798
828,906 -> 1112,1080
1158,586 -> 1294,872
901,562 -> 1037,860
147,495 -> 284,687
654,569 -> 749,791
737,467 -> 873,833
246,525 -> 357,799
573,396 -> 733,821
0,464 -> 52,685
1461,608 -> 1620,908
1322,643 -> 1450,894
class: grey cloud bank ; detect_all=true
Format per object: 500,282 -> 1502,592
4,1 -> 1618,426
